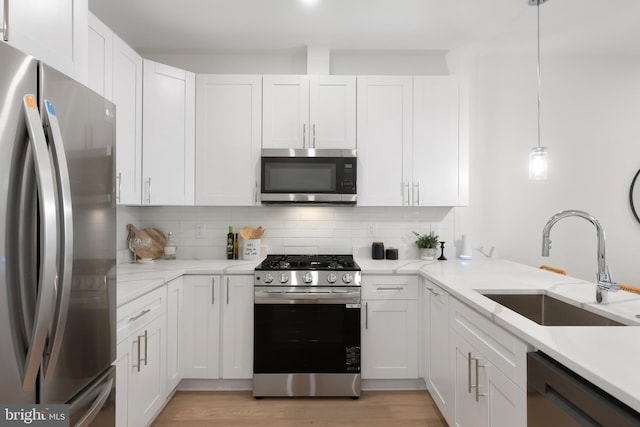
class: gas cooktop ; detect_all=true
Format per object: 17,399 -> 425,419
255,254 -> 360,271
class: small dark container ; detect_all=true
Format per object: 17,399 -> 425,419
385,248 -> 399,260
372,242 -> 385,259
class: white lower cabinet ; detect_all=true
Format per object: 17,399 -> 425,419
166,277 -> 183,392
181,274 -> 254,380
361,275 -> 419,379
221,276 -> 254,379
451,299 -> 528,427
181,275 -> 221,378
422,279 -> 453,425
115,286 -> 167,427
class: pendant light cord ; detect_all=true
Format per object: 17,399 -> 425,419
536,1 -> 542,149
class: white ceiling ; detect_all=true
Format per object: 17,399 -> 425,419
89,0 -> 640,55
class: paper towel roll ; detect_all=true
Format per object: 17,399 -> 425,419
460,235 -> 472,260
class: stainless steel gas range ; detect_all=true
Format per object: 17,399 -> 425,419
253,255 -> 362,398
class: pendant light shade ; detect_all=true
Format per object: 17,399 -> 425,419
528,0 -> 549,180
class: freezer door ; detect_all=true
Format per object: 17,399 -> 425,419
40,64 -> 117,404
68,366 -> 116,427
0,42 -> 39,404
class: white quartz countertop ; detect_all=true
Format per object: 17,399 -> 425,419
116,256 -> 640,412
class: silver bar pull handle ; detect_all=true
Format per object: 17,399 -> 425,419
145,178 -> 151,204
42,99 -> 75,379
302,123 -> 306,147
365,302 -> 369,329
226,277 -> 230,304
116,172 -> 122,202
468,352 -> 472,394
135,337 -> 141,372
21,95 -> 58,390
143,329 -> 148,366
74,375 -> 114,427
129,309 -> 151,322
312,123 -> 316,147
376,286 -> 404,291
426,287 -> 441,296
403,182 -> 410,205
211,277 -> 215,305
413,181 -> 420,206
2,0 -> 8,41
474,358 -> 487,402
254,181 -> 258,204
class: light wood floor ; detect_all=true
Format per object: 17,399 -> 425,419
152,390 -> 448,426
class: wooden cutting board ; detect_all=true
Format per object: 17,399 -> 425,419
127,224 -> 167,260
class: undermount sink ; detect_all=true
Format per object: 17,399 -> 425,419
481,293 -> 626,326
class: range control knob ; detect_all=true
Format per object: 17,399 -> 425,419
302,272 -> 314,284
278,273 -> 289,284
326,273 -> 338,284
263,273 -> 274,284
342,273 -> 354,284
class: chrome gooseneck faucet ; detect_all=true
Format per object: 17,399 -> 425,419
541,210 -> 618,304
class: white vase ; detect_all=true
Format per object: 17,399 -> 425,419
420,248 -> 437,260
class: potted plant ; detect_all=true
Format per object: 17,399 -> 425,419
413,231 -> 439,260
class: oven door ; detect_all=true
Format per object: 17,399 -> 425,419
254,292 -> 360,374
260,148 -> 357,204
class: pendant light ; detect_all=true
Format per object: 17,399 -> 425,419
528,0 -> 548,180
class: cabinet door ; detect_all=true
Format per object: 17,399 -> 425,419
113,34 -> 143,205
262,75 -> 309,148
6,0 -> 87,81
221,276 -> 254,379
114,339 -> 131,427
142,59 -> 195,205
356,76 -> 413,206
87,13 -> 112,101
181,275 -> 220,378
309,75 -> 356,149
413,76 -> 468,206
453,332 -> 488,427
195,75 -> 261,205
166,277 -> 183,392
425,282 -> 453,424
487,365 -> 527,427
361,299 -> 418,379
128,315 -> 166,427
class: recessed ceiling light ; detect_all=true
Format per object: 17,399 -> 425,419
301,0 -> 319,5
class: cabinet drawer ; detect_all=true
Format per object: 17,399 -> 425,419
451,298 -> 530,389
362,275 -> 418,300
117,286 -> 166,343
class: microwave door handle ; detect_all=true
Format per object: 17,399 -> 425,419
41,100 -> 74,379
21,95 -> 58,390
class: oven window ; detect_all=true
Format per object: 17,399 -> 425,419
254,304 -> 360,374
263,161 -> 336,192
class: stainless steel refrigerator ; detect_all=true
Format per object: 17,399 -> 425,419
0,41 -> 116,425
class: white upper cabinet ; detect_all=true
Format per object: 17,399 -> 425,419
3,0 -> 88,82
87,12 -> 112,101
262,75 -> 309,149
356,76 -> 413,206
142,59 -> 195,205
262,75 -> 356,149
357,75 -> 468,206
113,34 -> 143,205
195,75 -> 261,205
309,75 -> 356,149
413,76 -> 469,206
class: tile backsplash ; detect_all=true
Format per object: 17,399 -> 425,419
117,205 -> 459,262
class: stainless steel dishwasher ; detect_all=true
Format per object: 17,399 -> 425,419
527,352 -> 640,426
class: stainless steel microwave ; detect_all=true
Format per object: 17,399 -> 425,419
260,148 -> 357,204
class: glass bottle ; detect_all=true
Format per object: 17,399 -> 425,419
164,231 -> 177,260
226,226 -> 234,259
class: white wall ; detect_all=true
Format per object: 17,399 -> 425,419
131,206 -> 456,261
467,53 -> 640,287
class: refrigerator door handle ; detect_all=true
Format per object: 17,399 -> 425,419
21,94 -> 58,390
41,99 -> 74,379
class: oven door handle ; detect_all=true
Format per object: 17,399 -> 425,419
255,290 -> 360,304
